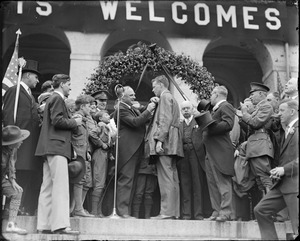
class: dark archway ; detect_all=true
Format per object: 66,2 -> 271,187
203,45 -> 263,107
3,33 -> 71,100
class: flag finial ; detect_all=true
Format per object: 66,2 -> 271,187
16,29 -> 22,35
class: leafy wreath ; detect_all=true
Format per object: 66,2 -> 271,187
84,42 -> 215,100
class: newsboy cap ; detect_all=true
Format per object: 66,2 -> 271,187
249,82 -> 270,94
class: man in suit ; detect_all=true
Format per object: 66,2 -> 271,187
177,100 -> 211,220
202,85 -> 235,222
254,99 -> 298,240
35,74 -> 81,234
147,75 -> 184,220
240,82 -> 274,194
115,86 -> 156,218
2,59 -> 41,215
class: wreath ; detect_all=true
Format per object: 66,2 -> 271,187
84,41 -> 215,100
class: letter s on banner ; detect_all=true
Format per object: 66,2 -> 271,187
265,8 -> 281,30
36,1 -> 52,16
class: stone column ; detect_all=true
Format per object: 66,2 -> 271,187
65,31 -> 108,99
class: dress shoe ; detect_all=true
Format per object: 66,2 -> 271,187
195,216 -> 204,220
6,222 -> 27,235
181,217 -> 191,220
204,216 -> 217,221
72,210 -> 94,217
216,215 -> 230,222
150,214 -> 175,220
53,227 -> 80,235
37,230 -> 52,234
121,214 -> 137,219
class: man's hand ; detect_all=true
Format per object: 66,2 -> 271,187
270,167 -> 284,180
147,102 -> 156,112
150,97 -> 159,104
240,102 -> 248,114
73,115 -> 82,126
11,179 -> 23,193
102,143 -> 108,150
234,149 -> 240,158
155,141 -> 164,154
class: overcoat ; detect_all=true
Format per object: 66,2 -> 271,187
115,102 -> 152,171
272,120 -> 298,194
35,92 -> 77,160
146,90 -> 183,158
2,84 -> 40,170
242,99 -> 274,160
202,101 -> 235,176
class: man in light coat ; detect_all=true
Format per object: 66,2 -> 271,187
147,75 -> 184,220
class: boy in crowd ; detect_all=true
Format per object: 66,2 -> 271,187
66,95 -> 94,217
2,125 -> 30,235
89,110 -> 115,217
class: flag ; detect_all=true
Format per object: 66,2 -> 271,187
2,29 -> 21,96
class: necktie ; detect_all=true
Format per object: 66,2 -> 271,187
285,126 -> 290,139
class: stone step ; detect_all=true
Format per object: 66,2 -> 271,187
2,216 -> 293,240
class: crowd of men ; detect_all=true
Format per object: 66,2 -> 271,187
1,59 -> 298,240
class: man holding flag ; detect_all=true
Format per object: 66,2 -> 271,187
2,30 -> 42,215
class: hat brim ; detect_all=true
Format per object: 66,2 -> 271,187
69,156 -> 86,184
202,119 -> 217,129
2,130 -> 30,146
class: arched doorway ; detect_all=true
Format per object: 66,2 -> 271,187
3,32 -> 71,100
203,45 -> 263,108
101,32 -> 172,112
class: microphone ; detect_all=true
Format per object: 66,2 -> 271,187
114,84 -> 124,99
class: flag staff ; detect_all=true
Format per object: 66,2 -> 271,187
13,29 -> 25,124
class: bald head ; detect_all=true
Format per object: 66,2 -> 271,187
181,101 -> 194,119
284,77 -> 298,97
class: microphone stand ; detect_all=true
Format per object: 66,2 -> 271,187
107,94 -> 122,219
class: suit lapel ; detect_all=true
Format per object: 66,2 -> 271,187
281,121 -> 298,154
20,85 -> 32,103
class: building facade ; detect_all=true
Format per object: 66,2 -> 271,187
2,1 -> 299,108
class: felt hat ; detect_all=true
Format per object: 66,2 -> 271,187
91,90 -> 110,100
2,125 -> 30,146
197,99 -> 211,112
19,59 -> 40,76
68,155 -> 86,184
249,82 -> 270,94
194,111 -> 216,129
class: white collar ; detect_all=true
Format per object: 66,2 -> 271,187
184,115 -> 193,125
285,118 -> 298,137
54,90 -> 65,100
212,99 -> 226,111
20,82 -> 31,95
287,118 -> 298,129
160,89 -> 168,96
291,95 -> 298,100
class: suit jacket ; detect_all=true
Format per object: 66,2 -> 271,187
114,101 -> 152,171
35,92 -> 77,160
179,117 -> 206,171
202,101 -> 235,176
271,120 -> 298,194
242,99 -> 274,160
146,90 -> 184,158
2,84 -> 40,170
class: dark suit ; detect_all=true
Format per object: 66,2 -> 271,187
177,117 -> 212,219
202,101 -> 235,218
254,121 -> 299,240
35,92 -> 77,231
114,102 -> 152,216
2,84 -> 41,214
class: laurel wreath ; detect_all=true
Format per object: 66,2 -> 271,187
84,41 -> 215,100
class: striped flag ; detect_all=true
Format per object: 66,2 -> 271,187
2,29 -> 21,96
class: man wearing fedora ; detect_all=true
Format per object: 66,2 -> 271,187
201,85 -> 235,222
2,59 -> 41,216
35,74 -> 81,234
240,82 -> 274,194
2,125 -> 30,235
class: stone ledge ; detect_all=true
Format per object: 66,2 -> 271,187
1,216 -> 292,240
